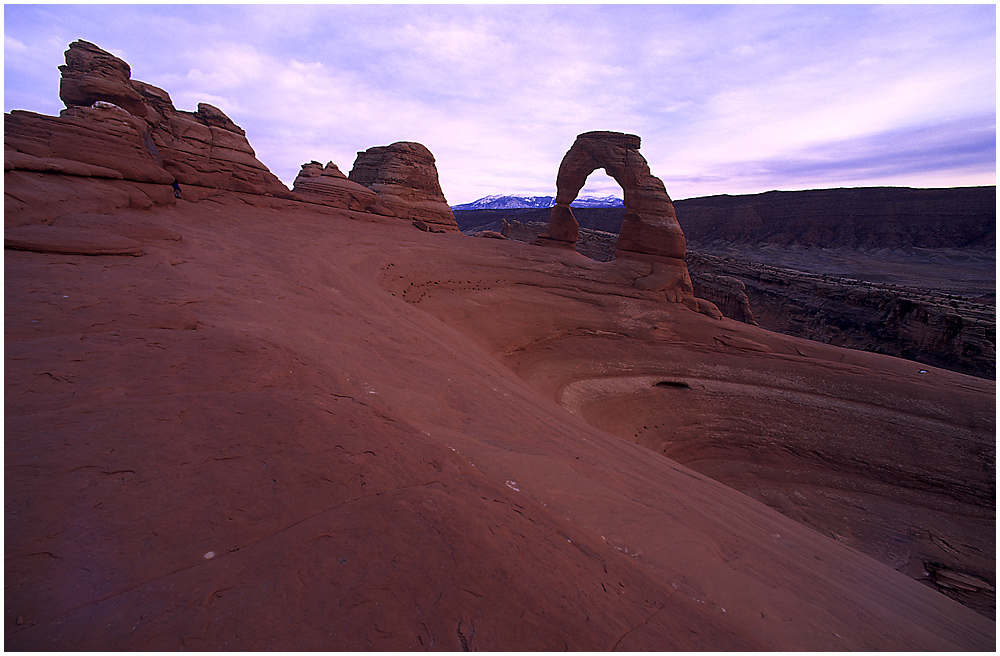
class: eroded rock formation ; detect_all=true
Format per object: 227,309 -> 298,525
544,131 -> 685,258
291,160 -> 388,213
349,142 -> 459,232
688,270 -> 757,325
5,40 -> 292,227
687,251 -> 996,379
6,40 -> 995,650
541,131 -> 706,310
453,203 -> 995,379
58,39 -> 149,119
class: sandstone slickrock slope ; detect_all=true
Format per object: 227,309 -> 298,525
6,194 -> 995,650
349,141 -> 459,232
5,41 -> 995,651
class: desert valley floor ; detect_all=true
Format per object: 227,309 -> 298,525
5,193 -> 994,650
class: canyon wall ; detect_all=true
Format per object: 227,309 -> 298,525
675,186 -> 995,251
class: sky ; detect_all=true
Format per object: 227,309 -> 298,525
3,3 -> 996,203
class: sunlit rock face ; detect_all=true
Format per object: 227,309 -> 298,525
349,141 -> 459,232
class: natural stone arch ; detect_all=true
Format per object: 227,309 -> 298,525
540,131 -> 686,261
540,131 -> 720,314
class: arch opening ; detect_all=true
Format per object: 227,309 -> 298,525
539,131 -> 686,262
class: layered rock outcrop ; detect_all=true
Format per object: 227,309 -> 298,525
348,142 -> 459,232
58,39 -> 149,119
6,48 -> 996,646
687,251 -> 996,379
291,160 -> 390,213
687,270 -> 757,325
674,186 -> 996,251
453,202 -> 995,380
5,40 -> 291,227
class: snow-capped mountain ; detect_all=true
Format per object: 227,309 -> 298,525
569,195 -> 625,208
451,195 -> 556,210
451,194 -> 623,210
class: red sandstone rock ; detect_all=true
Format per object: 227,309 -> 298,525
52,41 -> 287,196
535,202 -> 579,245
291,160 -> 382,212
5,224 -> 144,256
6,109 -> 174,186
144,98 -> 289,195
4,188 -> 993,651
544,131 -> 693,304
4,40 -> 995,654
4,41 -> 297,227
689,270 -> 758,325
549,131 -> 686,260
348,142 -> 459,231
59,39 -> 148,119
4,150 -> 124,180
4,168 -> 162,227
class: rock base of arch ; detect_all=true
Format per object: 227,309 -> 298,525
614,252 -> 723,318
533,234 -> 579,251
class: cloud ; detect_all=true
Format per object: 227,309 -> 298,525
661,115 -> 996,198
3,4 -> 994,202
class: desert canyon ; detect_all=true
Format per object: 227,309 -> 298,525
4,41 -> 995,650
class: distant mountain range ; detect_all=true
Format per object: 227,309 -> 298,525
451,194 -> 623,210
452,186 -> 996,252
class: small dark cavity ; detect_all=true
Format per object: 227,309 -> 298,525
654,380 -> 690,389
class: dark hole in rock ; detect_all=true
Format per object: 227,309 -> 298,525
655,380 -> 690,389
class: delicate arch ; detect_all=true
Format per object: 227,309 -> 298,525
543,131 -> 686,260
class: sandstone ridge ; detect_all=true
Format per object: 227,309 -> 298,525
6,40 -> 456,235
5,40 -> 294,228
58,39 -> 289,197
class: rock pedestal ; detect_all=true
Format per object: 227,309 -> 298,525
534,203 -> 580,248
58,39 -> 149,120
